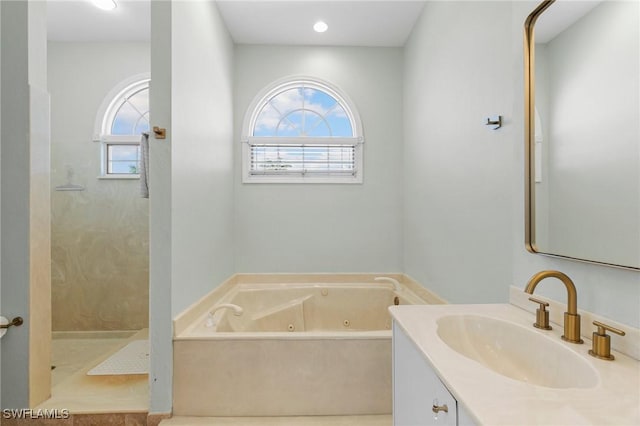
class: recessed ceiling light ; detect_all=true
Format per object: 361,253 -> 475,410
313,21 -> 328,33
92,0 -> 117,11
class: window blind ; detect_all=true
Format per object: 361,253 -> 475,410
249,143 -> 356,177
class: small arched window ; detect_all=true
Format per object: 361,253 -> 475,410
241,77 -> 364,183
94,74 -> 150,177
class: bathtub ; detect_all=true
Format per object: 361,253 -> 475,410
173,278 -> 431,417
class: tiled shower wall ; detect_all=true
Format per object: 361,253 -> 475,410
49,42 -> 150,331
51,183 -> 149,331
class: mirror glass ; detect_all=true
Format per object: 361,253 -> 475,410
526,0 -> 639,269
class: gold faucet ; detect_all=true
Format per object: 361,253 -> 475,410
524,270 -> 583,344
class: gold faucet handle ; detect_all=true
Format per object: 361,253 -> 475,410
589,321 -> 625,361
528,296 -> 548,307
593,321 -> 625,336
528,297 -> 552,330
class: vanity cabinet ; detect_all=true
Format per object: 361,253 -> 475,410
393,322 -> 475,426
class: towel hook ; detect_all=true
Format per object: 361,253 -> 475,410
485,115 -> 502,130
152,126 -> 166,139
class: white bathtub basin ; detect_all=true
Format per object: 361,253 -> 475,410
436,314 -> 598,389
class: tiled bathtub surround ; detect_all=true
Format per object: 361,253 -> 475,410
174,338 -> 392,416
172,274 -> 438,417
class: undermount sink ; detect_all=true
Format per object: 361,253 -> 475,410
436,314 -> 599,389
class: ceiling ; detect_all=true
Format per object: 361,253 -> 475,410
47,0 -> 151,42
46,0 -> 425,47
216,1 -> 425,47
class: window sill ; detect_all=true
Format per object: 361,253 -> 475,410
97,175 -> 140,180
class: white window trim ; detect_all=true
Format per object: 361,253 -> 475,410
93,73 -> 150,178
241,76 -> 364,184
99,136 -> 143,178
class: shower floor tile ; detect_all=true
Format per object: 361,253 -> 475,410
37,329 -> 149,414
51,333 -> 134,386
161,415 -> 392,426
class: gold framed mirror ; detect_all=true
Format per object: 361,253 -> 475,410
525,0 -> 640,270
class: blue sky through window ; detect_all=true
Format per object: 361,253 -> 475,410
253,87 -> 353,137
111,88 -> 150,135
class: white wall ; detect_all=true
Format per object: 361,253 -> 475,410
403,1 -> 515,303
170,1 -> 235,317
149,0 -> 172,414
234,45 -> 404,273
149,0 -> 235,414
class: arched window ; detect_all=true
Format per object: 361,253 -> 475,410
94,74 -> 150,177
241,77 -> 364,183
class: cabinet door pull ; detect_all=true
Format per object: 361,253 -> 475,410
432,398 -> 449,420
432,403 -> 448,413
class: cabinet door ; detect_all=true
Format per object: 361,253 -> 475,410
393,322 -> 457,426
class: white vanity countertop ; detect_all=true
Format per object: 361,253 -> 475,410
389,304 -> 640,426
